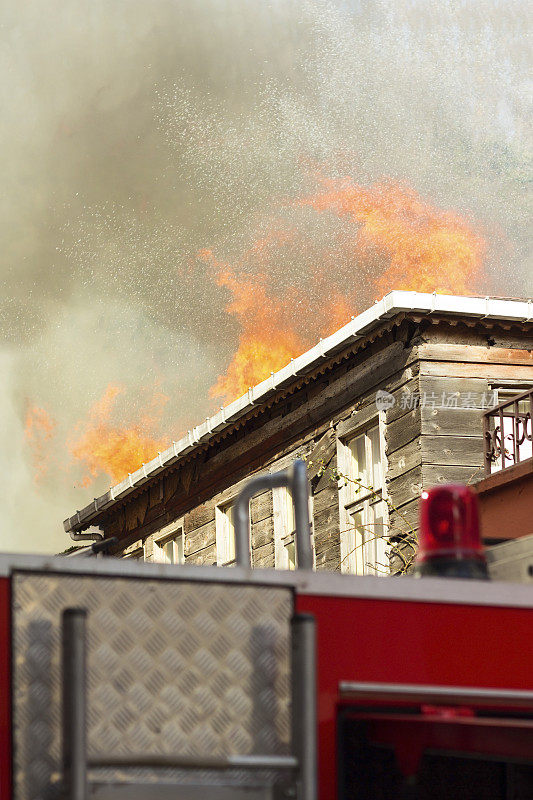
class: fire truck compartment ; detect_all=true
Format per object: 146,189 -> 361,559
338,705 -> 533,799
11,569 -> 294,800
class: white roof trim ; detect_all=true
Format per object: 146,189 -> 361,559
64,290 -> 532,532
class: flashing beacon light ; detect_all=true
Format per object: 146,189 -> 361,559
415,484 -> 489,579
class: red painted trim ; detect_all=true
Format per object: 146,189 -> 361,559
297,592 -> 533,800
0,578 -> 11,800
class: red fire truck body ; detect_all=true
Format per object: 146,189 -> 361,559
1,554 -> 532,800
296,579 -> 533,798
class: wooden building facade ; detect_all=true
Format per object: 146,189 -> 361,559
64,292 -> 533,574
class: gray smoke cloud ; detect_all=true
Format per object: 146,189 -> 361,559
1,0 -> 530,553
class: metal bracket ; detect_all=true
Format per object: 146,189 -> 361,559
62,607 -> 88,800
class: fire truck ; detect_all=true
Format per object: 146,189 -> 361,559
1,461 -> 532,799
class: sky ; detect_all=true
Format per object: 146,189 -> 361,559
1,0 -> 531,553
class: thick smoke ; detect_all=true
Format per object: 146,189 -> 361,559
1,0 -> 530,552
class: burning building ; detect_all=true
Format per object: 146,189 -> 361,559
64,291 -> 533,575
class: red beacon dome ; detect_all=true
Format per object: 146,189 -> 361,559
415,484 -> 489,579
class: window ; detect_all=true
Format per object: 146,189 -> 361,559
273,486 -> 315,571
216,502 -> 236,565
273,487 -> 296,570
338,420 -> 389,575
154,520 -> 185,565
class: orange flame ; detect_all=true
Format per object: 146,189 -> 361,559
299,175 -> 485,296
199,249 -> 305,403
204,174 -> 486,403
69,384 -> 169,486
27,174 -> 487,492
24,405 -> 57,482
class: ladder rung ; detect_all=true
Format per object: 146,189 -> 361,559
89,754 -> 298,770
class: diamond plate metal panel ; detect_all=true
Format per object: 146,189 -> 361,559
12,572 -> 293,800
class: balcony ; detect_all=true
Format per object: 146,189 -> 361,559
483,388 -> 533,476
477,390 -> 533,551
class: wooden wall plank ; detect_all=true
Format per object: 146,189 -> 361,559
315,531 -> 341,569
185,519 -> 216,556
250,490 -> 273,526
421,406 -> 485,438
313,501 -> 339,534
422,463 -> 485,487
313,463 -> 338,494
421,435 -> 484,468
385,376 -> 421,425
251,515 -> 274,550
252,542 -> 275,569
309,434 -> 338,494
418,375 -> 489,404
184,501 -> 216,534
419,343 -> 533,366
307,428 -> 336,481
389,498 -> 419,538
420,361 -> 533,380
143,536 -> 154,561
387,440 -> 422,482
387,465 -> 423,510
186,543 -> 217,566
386,409 -> 421,455
313,483 -> 338,516
317,556 -> 341,572
421,325 -> 533,350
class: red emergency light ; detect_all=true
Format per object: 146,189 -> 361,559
416,484 -> 489,579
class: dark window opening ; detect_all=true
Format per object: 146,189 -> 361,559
338,713 -> 533,800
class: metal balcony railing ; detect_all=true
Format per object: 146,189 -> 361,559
483,389 -> 533,475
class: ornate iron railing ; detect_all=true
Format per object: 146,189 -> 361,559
483,389 -> 533,475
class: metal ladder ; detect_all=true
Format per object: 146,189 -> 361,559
61,460 -> 317,800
